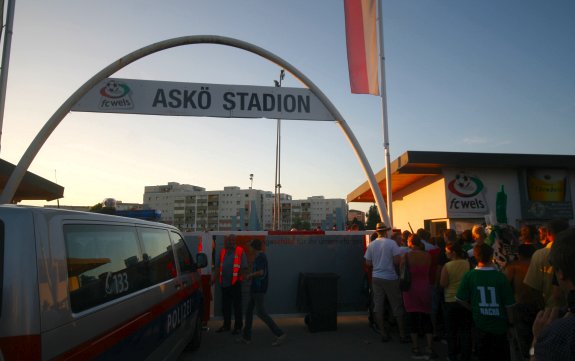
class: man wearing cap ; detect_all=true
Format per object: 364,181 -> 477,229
364,222 -> 409,343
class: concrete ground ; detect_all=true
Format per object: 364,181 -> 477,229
178,314 -> 448,361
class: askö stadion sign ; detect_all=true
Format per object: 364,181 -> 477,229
72,78 -> 335,121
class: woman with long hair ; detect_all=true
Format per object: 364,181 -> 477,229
401,234 -> 437,359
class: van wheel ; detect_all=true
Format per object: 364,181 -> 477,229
187,314 -> 202,351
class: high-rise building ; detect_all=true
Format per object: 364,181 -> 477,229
143,182 -> 206,225
261,195 -> 348,231
143,182 -> 348,231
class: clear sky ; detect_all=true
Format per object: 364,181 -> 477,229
5,0 -> 575,214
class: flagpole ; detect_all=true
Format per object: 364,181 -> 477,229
0,0 -> 16,155
376,0 -> 393,226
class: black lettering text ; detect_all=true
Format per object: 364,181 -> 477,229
152,89 -> 167,107
223,92 -> 235,110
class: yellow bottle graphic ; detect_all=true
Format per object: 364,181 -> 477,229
527,170 -> 566,202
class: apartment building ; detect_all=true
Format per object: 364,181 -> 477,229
143,182 -> 348,231
348,209 -> 366,224
261,195 -> 348,231
143,182 -> 206,225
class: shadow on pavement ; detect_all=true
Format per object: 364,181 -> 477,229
178,314 -> 447,361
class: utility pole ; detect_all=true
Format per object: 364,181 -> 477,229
273,69 -> 285,230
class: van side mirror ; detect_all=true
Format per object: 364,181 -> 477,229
196,253 -> 208,269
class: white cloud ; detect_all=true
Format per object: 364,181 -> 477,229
461,137 -> 488,145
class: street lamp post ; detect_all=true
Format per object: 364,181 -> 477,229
273,69 -> 285,231
193,194 -> 198,231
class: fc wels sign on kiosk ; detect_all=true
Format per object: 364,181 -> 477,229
445,170 -> 489,218
72,78 -> 335,121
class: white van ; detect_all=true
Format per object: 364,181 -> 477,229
0,205 -> 207,361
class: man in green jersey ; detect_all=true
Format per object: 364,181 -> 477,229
456,243 -> 515,361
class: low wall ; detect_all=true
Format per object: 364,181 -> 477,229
183,231 -> 370,315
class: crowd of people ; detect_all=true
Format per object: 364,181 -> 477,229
364,220 -> 575,361
206,224 -> 574,360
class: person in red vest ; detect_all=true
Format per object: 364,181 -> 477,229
212,234 -> 248,334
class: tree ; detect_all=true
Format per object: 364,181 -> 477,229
347,217 -> 365,230
366,204 -> 381,230
89,203 -> 103,212
291,216 -> 311,231
352,217 -> 365,230
89,202 -> 115,215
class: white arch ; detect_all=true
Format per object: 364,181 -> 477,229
0,35 -> 390,226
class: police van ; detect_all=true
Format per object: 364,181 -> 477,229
0,205 -> 207,360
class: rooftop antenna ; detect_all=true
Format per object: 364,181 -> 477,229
249,173 -> 253,189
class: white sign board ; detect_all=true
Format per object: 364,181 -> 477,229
444,170 -> 489,218
72,78 -> 335,121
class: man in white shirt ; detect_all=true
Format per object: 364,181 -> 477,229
364,222 -> 409,343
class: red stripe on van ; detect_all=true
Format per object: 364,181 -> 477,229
0,335 -> 41,361
55,283 -> 200,361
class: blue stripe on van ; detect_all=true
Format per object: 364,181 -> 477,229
57,287 -> 202,361
97,290 -> 202,361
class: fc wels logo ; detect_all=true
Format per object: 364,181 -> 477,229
448,173 -> 484,197
98,80 -> 133,109
446,172 -> 488,217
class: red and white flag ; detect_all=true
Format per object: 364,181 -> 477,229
344,0 -> 379,95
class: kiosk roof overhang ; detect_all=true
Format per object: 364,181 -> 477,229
347,150 -> 575,203
0,158 -> 64,203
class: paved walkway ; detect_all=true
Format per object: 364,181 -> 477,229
178,314 -> 447,361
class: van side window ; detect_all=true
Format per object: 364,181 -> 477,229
138,227 -> 177,283
171,231 -> 196,273
64,224 -> 143,313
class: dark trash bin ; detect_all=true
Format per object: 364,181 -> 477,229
298,273 -> 339,332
